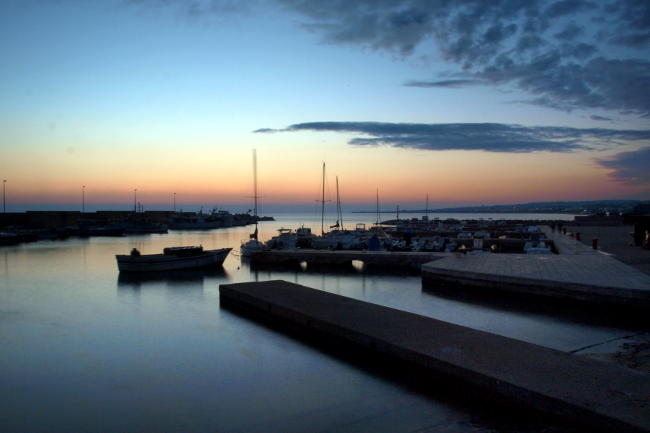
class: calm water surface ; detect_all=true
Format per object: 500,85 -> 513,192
0,212 -> 624,432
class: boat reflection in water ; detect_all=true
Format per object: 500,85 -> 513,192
116,267 -> 229,293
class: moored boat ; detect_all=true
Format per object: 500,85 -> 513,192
240,239 -> 266,256
116,246 -> 231,272
0,232 -> 21,246
168,210 -> 222,230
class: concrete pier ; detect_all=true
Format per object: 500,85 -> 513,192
220,280 -> 650,433
247,249 -> 446,268
422,226 -> 650,309
422,253 -> 650,308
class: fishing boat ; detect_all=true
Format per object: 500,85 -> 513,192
116,246 -> 231,272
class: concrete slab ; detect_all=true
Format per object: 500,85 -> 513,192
422,253 -> 650,307
220,280 -> 650,433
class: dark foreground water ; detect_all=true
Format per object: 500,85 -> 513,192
0,212 -> 632,432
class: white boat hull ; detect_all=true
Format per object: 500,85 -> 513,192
240,240 -> 266,257
116,248 -> 231,272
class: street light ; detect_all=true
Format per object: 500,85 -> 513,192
134,189 -> 137,213
173,192 -> 176,212
82,185 -> 85,213
3,179 -> 6,213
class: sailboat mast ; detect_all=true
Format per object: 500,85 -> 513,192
425,193 -> 429,222
253,149 -> 258,218
321,162 -> 326,236
376,189 -> 380,226
251,149 -> 258,241
336,176 -> 343,230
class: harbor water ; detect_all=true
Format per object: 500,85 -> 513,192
1,212 -> 628,433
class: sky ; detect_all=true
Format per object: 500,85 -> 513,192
1,0 -> 649,212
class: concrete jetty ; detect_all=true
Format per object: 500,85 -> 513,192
422,227 -> 650,309
422,253 -> 650,307
247,249 -> 446,268
220,280 -> 650,433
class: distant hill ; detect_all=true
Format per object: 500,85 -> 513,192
354,200 -> 642,214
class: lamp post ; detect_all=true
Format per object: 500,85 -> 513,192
82,185 -> 85,213
3,179 -> 6,213
134,189 -> 137,213
173,192 -> 176,212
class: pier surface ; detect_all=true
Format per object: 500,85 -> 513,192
423,227 -> 650,307
247,249 -> 446,268
220,280 -> 650,433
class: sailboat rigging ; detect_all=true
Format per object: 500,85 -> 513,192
425,193 -> 429,222
375,189 -> 381,226
240,150 -> 266,256
315,162 -> 331,236
331,176 -> 343,230
251,149 -> 258,240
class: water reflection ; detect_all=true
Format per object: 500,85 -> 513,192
247,259 -> 419,276
422,280 -> 649,329
117,267 -> 229,288
0,213 -> 628,433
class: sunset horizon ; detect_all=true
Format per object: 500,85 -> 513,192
2,1 -> 649,212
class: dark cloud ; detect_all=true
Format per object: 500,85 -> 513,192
479,56 -> 650,115
597,147 -> 650,184
611,32 -> 650,48
255,121 -> 650,153
124,0 -> 255,18
590,115 -> 612,121
604,0 -> 650,32
563,43 -> 597,59
124,0 -> 650,116
554,22 -> 583,41
516,35 -> 544,53
277,0 -> 650,117
403,79 -> 483,88
544,0 -> 593,19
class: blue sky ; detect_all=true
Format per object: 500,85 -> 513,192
0,0 -> 649,212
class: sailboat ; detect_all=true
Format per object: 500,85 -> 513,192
240,150 -> 267,256
311,171 -> 365,250
310,162 -> 334,249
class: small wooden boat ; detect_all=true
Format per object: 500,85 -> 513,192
116,246 -> 231,272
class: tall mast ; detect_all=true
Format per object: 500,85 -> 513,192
376,189 -> 380,225
425,193 -> 429,221
251,149 -> 259,241
253,149 -> 258,218
321,162 -> 325,236
336,176 -> 343,230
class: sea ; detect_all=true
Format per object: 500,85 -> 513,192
0,212 -> 631,432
